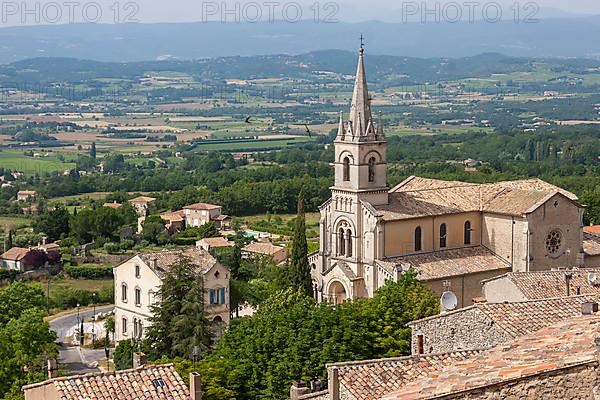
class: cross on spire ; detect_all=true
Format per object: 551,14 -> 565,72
360,33 -> 365,49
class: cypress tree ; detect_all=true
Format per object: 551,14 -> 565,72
6,230 -> 12,250
289,189 -> 312,297
90,142 -> 97,160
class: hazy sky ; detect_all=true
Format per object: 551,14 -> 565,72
0,0 -> 598,27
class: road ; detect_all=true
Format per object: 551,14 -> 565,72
49,305 -> 114,375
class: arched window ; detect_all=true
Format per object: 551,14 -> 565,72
464,221 -> 472,245
368,157 -> 376,182
439,223 -> 447,248
414,226 -> 422,252
346,229 -> 353,257
339,228 -> 346,256
121,283 -> 128,302
343,157 -> 350,182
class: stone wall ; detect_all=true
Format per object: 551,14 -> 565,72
441,362 -> 598,400
409,307 -> 511,355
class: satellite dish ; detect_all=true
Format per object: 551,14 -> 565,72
588,272 -> 598,285
440,291 -> 458,312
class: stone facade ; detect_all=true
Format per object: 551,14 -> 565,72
409,307 -> 510,355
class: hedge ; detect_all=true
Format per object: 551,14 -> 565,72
65,265 -> 113,279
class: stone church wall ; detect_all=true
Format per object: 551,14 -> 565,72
409,307 -> 511,355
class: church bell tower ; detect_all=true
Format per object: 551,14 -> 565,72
332,46 -> 388,206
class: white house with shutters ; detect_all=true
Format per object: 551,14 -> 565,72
113,247 -> 230,342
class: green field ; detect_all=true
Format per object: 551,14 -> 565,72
0,150 -> 75,176
191,137 -> 313,151
0,216 -> 32,229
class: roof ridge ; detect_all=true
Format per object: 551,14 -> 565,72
22,363 -> 176,389
326,349 -> 486,369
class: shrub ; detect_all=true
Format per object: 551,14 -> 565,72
64,265 -> 113,279
103,242 -> 120,254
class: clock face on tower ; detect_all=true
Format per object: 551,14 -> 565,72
545,229 -> 562,258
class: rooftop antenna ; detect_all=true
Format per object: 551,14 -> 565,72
360,33 -> 365,50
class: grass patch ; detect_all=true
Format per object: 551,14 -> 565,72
0,150 -> 75,176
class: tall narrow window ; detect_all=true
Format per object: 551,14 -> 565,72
417,334 -> 424,355
464,221 -> 472,245
346,229 -> 353,257
133,318 -> 138,338
414,226 -> 422,252
440,223 -> 447,248
135,264 -> 140,278
343,157 -> 350,182
368,157 -> 376,182
121,283 -> 127,302
339,228 -> 346,256
135,288 -> 141,306
122,317 -> 127,334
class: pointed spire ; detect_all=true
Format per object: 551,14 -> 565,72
337,111 -> 345,140
349,47 -> 372,137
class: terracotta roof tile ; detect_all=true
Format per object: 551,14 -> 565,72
243,242 -> 285,256
1,247 -> 29,261
198,237 -> 233,248
378,176 -> 578,221
584,233 -> 600,256
331,350 -> 482,400
410,295 -> 597,339
135,247 -> 219,277
383,315 -> 600,399
183,202 -> 221,211
128,196 -> 156,203
485,269 -> 600,300
23,364 -> 189,400
380,246 -> 510,281
584,225 -> 600,235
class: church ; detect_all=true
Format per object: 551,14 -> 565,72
309,47 -> 594,307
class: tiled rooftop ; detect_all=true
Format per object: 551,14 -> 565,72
584,225 -> 600,235
584,232 -> 600,256
128,196 -> 157,203
484,269 -> 600,299
332,351 -> 482,400
243,241 -> 285,256
135,247 -> 218,277
383,315 -> 600,399
0,247 -> 29,261
381,246 -> 510,281
377,176 -> 578,221
409,295 -> 598,339
22,364 -> 189,400
199,237 -> 234,247
183,202 -> 221,210
161,210 -> 186,222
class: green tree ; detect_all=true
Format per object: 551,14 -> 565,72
33,206 -> 70,242
114,340 -> 134,370
142,215 -> 166,244
6,229 -> 12,250
90,142 -> 97,160
288,190 -> 312,296
145,254 -> 211,359
0,282 -> 46,325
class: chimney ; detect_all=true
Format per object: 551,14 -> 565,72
582,302 -> 599,315
328,366 -> 340,400
190,372 -> 202,400
133,352 -> 146,368
290,381 -> 310,400
47,358 -> 57,379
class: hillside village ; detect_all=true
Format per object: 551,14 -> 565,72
2,44 -> 600,400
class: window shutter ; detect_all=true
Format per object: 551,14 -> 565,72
220,288 -> 226,304
210,289 -> 215,304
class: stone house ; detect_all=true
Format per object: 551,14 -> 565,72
311,47 -> 586,308
407,295 -> 596,355
16,190 -> 36,201
197,237 -> 234,252
383,313 -> 600,400
1,243 -> 61,272
22,364 -> 201,400
113,247 -> 230,342
242,241 -> 287,264
583,232 -> 600,266
128,196 -> 156,216
481,269 -> 600,302
183,202 -> 229,228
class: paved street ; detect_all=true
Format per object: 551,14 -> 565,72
49,305 -> 114,375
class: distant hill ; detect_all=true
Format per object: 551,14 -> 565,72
1,51 -> 597,88
0,17 -> 599,63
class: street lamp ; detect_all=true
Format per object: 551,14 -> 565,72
76,303 -> 80,345
92,293 -> 96,347
104,346 -> 110,372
